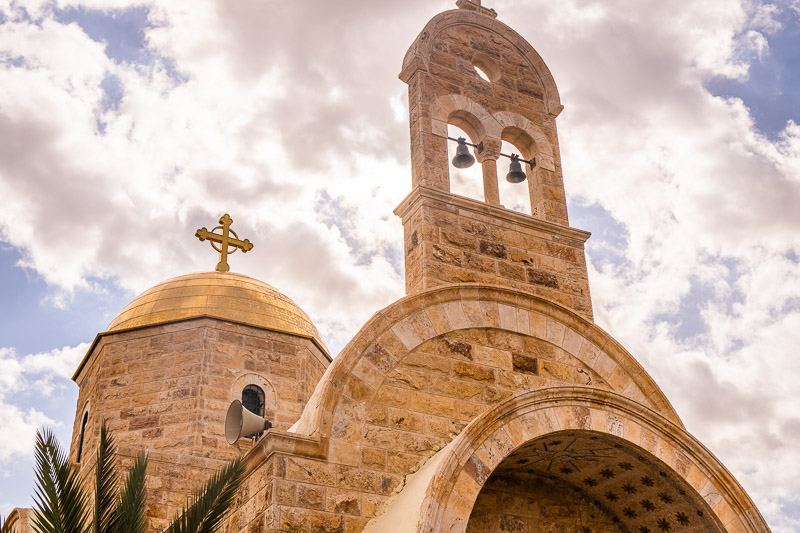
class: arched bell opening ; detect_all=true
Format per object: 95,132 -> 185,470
500,126 -> 541,217
465,430 -> 725,533
444,105 -> 500,206
446,123 -> 485,202
448,109 -> 487,143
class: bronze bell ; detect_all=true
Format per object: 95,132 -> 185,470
451,137 -> 476,169
506,154 -> 527,183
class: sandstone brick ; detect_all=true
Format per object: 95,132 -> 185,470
337,467 -> 376,492
402,352 -> 450,373
326,489 -> 361,516
361,447 -> 386,469
479,240 -> 507,259
453,362 -> 495,381
511,353 -> 539,374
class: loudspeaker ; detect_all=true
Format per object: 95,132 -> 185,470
225,400 -> 272,444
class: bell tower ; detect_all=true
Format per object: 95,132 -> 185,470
395,0 -> 593,320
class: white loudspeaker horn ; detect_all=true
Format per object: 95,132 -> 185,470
225,400 -> 272,445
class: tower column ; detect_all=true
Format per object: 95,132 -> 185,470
477,138 -> 502,206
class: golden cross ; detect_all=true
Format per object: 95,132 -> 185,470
195,214 -> 253,272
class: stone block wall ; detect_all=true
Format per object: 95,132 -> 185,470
396,187 -> 593,320
324,324 -> 614,480
222,449 -> 401,533
69,318 -> 329,531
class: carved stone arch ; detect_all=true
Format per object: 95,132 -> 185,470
431,94 -> 505,202
362,388 -> 769,533
431,95 -> 502,143
401,10 -> 563,116
493,110 -> 555,171
292,285 -> 681,462
230,373 -> 278,422
494,109 -> 559,218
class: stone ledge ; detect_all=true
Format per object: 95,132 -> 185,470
243,430 -> 326,477
73,316 -> 331,382
394,186 -> 591,243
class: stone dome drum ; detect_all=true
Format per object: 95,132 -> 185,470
107,272 -> 327,352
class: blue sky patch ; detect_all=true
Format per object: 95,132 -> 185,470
0,246 -> 130,355
100,73 -> 123,110
54,5 -> 152,64
707,7 -> 800,139
569,202 -> 631,270
657,281 -> 717,343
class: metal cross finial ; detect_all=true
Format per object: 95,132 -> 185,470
195,214 -> 253,272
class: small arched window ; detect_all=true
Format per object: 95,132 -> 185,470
242,385 -> 265,417
76,411 -> 89,463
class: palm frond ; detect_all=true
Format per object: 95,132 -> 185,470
31,429 -> 89,533
163,458 -> 245,533
93,422 -> 119,533
116,450 -> 148,533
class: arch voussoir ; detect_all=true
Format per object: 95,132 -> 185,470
410,387 -> 767,533
291,285 -> 682,461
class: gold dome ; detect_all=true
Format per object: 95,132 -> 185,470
107,272 -> 327,353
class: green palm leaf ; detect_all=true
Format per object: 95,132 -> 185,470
163,458 -> 245,533
26,424 -> 242,533
30,429 -> 90,533
115,450 -> 148,533
94,423 -> 119,533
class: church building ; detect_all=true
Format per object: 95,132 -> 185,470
7,2 -> 770,532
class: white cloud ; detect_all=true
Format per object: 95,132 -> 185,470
0,404 -> 54,463
750,2 -> 783,34
0,345 -> 87,466
21,343 -> 89,381
0,348 -> 23,393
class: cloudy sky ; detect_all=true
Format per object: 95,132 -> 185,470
1,0 -> 798,529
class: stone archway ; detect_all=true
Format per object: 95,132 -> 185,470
417,387 -> 767,533
291,285 -> 683,460
363,387 -> 768,533
466,430 -> 725,532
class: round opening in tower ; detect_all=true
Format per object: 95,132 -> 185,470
471,52 -> 501,82
474,64 -> 491,81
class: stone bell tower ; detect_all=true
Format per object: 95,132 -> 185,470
395,0 -> 593,320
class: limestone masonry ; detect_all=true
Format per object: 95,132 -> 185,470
8,2 -> 770,532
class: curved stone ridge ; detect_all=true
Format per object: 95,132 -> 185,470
363,387 -> 769,533
107,272 -> 327,352
292,284 -> 682,452
400,8 -> 562,115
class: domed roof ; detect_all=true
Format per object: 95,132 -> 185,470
107,272 -> 327,353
